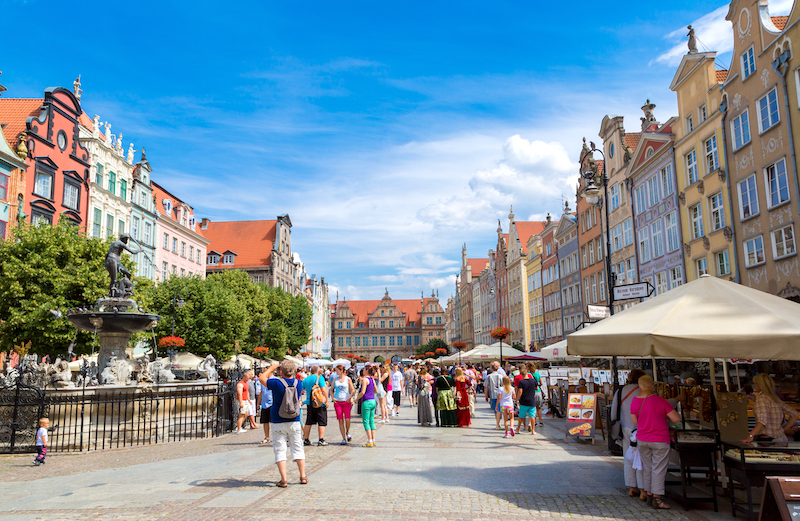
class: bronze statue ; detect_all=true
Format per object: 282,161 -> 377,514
105,234 -> 142,298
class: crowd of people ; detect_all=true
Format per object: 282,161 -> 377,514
238,358 -> 549,487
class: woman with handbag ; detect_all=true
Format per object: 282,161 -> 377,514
435,371 -> 458,427
376,365 -> 389,423
417,367 -> 433,426
610,369 -> 646,499
454,368 -> 472,427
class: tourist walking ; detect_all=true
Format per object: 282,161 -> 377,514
391,364 -> 404,416
631,375 -> 680,509
259,361 -> 307,488
376,365 -> 389,422
405,363 -> 418,407
248,375 -> 258,429
356,366 -> 378,447
302,366 -> 329,446
515,365 -> 538,434
417,367 -> 433,426
484,363 -> 503,430
530,363 -> 545,427
454,368 -> 472,427
258,375 -> 274,445
435,370 -> 458,427
236,370 -> 253,433
33,417 -> 48,466
744,373 -> 800,443
431,368 -> 441,427
498,376 -> 515,437
610,369 -> 646,498
332,364 -> 355,445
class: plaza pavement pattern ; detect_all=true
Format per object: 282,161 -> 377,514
0,403 -> 736,521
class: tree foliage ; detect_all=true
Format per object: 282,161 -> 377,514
0,222 -> 112,357
416,337 -> 448,356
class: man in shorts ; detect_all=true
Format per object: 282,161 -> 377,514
302,366 -> 328,446
259,369 -> 274,444
485,363 -> 503,430
404,364 -> 418,407
515,365 -> 538,434
260,360 -> 306,487
236,371 -> 253,434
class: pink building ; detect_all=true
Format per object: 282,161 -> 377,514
152,181 -> 210,280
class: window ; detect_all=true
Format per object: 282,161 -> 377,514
596,237 -> 603,261
380,321 -> 385,328
93,208 -> 101,238
581,246 -> 587,268
758,89 -> 780,132
140,190 -> 147,207
591,275 -> 597,303
0,220 -> 5,239
744,236 -> 765,267
696,257 -> 708,277
609,184 -> 620,211
380,336 -> 386,346
660,165 -> 674,197
337,337 -> 343,347
108,171 -> 116,195
118,220 -> 124,236
690,204 -> 704,239
172,265 -> 177,274
772,225 -> 796,258
162,262 -> 168,280
180,268 -> 185,277
196,251 -> 201,264
172,238 -> 177,253
389,336 -> 395,346
705,135 -> 719,173
207,254 -> 219,264
588,244 -> 595,266
635,185 -> 646,214
639,227 -> 650,263
742,46 -> 756,79
189,245 -> 194,260
106,214 -> 114,238
686,114 -> 694,134
765,158 -> 790,208
709,193 -> 725,232
656,272 -> 668,295
738,175 -> 759,219
63,182 -> 79,210
627,258 -> 636,283
611,224 -> 622,253
95,163 -> 104,185
686,149 -> 699,185
181,242 -> 186,257
0,172 -> 7,200
698,103 -> 707,123
414,335 -> 420,345
669,266 -> 683,288
34,168 -> 54,199
598,271 -> 605,301
665,212 -> 679,252
651,220 -> 664,258
143,222 -> 151,245
163,233 -> 169,249
648,176 -> 661,207
132,216 -> 140,239
406,336 -> 412,345
389,320 -> 394,328
716,250 -> 731,276
223,254 -> 234,265
120,179 -> 127,201
623,219 -> 633,247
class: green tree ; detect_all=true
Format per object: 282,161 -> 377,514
0,222 -> 112,357
416,337 -> 448,356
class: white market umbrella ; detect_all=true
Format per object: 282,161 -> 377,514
329,358 -> 352,368
222,356 -> 252,370
567,275 -> 800,360
538,340 -> 581,362
304,358 -> 334,367
464,343 -> 524,362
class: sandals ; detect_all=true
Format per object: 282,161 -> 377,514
276,480 -> 288,488
260,438 -> 271,445
628,488 -> 640,497
651,497 -> 670,510
299,476 -> 308,485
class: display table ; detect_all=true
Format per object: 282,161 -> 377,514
723,441 -> 800,520
666,429 -> 719,511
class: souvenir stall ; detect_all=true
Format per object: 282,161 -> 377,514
567,275 -> 800,518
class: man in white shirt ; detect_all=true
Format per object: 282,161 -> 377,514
390,364 -> 404,416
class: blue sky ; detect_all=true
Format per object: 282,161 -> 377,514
3,0 -> 793,301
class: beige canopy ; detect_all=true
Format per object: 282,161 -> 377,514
464,343 -> 524,362
164,351 -> 205,370
538,340 -> 581,362
567,275 -> 800,360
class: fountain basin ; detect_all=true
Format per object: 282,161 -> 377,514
67,312 -> 159,334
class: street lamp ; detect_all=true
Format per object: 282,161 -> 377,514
171,287 -> 186,337
578,142 -> 619,396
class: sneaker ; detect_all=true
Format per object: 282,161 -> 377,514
236,429 -> 246,434
340,440 -> 348,445
347,434 -> 352,442
528,425 -> 533,433
33,460 -> 41,466
303,439 -> 312,446
317,439 -> 328,446
362,441 -> 372,448
495,426 -> 503,431
503,432 -> 510,438
511,427 -> 515,437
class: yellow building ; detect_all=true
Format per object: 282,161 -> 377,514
524,235 -> 544,350
670,47 -> 736,282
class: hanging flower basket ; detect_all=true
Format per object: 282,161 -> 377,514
452,341 -> 467,351
300,351 -> 311,357
490,327 -> 511,341
425,351 -> 435,357
435,348 -> 448,356
254,346 -> 269,354
158,336 -> 185,349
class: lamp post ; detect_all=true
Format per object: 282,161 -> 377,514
171,287 -> 186,337
578,143 -> 618,396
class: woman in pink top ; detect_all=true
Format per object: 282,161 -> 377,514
631,375 -> 680,510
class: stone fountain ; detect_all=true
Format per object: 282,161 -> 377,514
67,234 -> 160,380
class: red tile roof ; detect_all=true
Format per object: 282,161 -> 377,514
337,298 -> 435,326
0,98 -> 43,150
514,221 -> 547,255
624,132 -> 641,150
772,16 -> 788,31
716,69 -> 729,83
151,181 -> 203,234
468,258 -> 489,276
202,219 -> 278,269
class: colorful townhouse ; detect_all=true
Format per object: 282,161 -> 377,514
152,181 -> 209,280
477,251 -> 497,346
541,215 -> 562,344
494,225 -> 510,332
670,42 -> 737,283
0,125 -> 27,238
505,211 -> 546,347
554,203 -> 583,333
576,140 -> 609,317
524,235 -> 544,349
457,244 -> 488,348
129,151 -> 158,280
627,111 -> 686,295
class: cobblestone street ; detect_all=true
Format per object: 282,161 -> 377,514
0,404 -> 735,520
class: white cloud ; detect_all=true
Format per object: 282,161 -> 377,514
654,1 -> 794,66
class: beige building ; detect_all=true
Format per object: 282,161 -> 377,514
721,3 -> 799,299
505,209 -> 546,347
671,45 -> 737,283
524,235 -> 544,350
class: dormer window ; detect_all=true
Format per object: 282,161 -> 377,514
207,253 -> 220,265
189,216 -> 196,227
162,199 -> 173,213
223,254 -> 234,265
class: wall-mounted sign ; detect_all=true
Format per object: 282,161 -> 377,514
587,305 -> 610,319
613,282 -> 654,300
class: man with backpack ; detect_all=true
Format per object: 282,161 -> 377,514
302,365 -> 329,446
259,360 -> 307,488
515,364 -> 539,434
